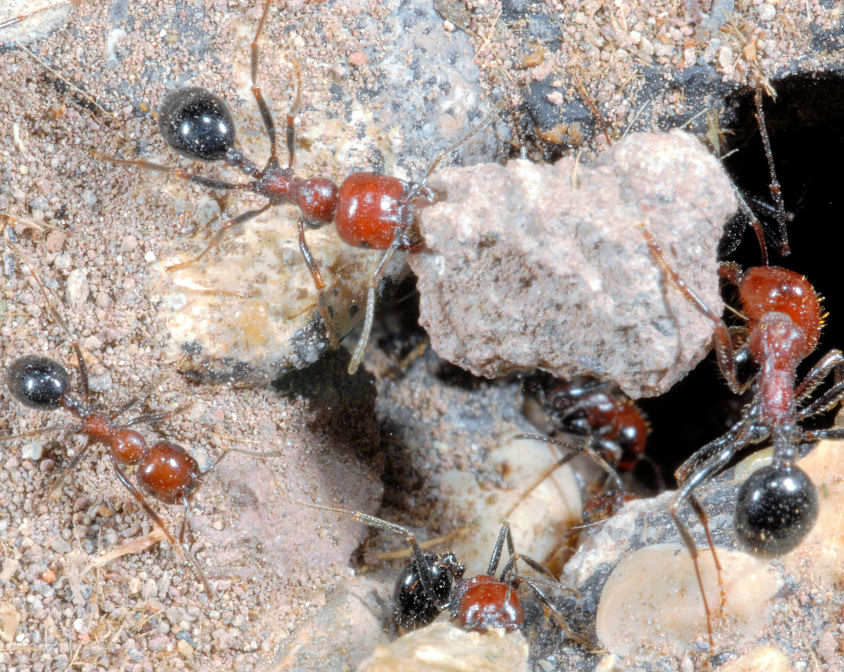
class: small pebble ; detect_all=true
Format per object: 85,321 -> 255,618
596,544 -> 782,656
719,646 -> 791,672
21,443 -> 43,461
66,268 -> 89,305
49,537 -> 72,554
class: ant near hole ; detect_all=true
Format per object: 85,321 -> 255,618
305,503 -> 586,643
100,0 -> 492,375
2,238 -> 225,598
636,81 -> 844,649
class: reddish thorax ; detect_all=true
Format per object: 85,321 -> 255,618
737,266 -> 822,424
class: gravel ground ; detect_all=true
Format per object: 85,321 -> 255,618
1,1 -> 841,671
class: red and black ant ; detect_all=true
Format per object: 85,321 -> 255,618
307,503 -> 578,638
2,249 -> 222,597
101,0 -> 490,375
639,222 -> 844,644
522,373 -> 651,474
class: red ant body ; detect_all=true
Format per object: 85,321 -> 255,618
308,505 -> 573,637
5,350 -> 216,596
102,0 -> 483,375
640,226 -> 844,644
2,249 -> 219,596
523,374 -> 650,472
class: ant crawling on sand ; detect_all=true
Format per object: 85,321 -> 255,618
307,503 -> 581,639
3,247 -> 222,597
101,0 -> 490,375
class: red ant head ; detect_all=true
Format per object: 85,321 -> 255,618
455,575 -> 524,632
334,173 -> 427,251
739,266 -> 821,361
137,441 -> 201,504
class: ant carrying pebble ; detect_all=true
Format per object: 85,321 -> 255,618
2,244 -> 223,597
101,0 -> 491,375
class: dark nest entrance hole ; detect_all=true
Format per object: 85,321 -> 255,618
369,71 -> 844,490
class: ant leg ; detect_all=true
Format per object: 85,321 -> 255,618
301,502 -> 449,608
48,437 -> 95,497
96,154 -> 252,192
296,218 -> 340,348
486,522 -> 511,577
166,203 -> 272,271
514,433 -> 624,491
110,456 -> 212,598
250,0 -> 279,164
733,192 -> 770,266
347,239 -> 402,375
179,496 -> 196,546
754,86 -> 789,257
508,553 -> 559,584
123,411 -> 172,428
297,218 -> 326,291
795,349 -> 844,408
801,426 -> 844,442
408,105 -> 501,198
512,572 -> 592,649
285,73 -> 302,170
640,225 -> 749,395
668,439 -> 741,648
71,342 -> 90,406
674,418 -> 749,484
689,493 -> 726,613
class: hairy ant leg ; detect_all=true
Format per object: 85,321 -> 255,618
753,86 -> 789,257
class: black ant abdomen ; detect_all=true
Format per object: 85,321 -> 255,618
393,551 -> 464,633
733,462 -> 819,558
158,87 -> 236,162
6,355 -> 71,410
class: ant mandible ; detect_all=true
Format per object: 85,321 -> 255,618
307,504 -> 576,638
102,0 -> 485,375
639,223 -> 844,645
3,254 -> 221,597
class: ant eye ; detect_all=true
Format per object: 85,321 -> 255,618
733,463 -> 818,557
158,87 -> 236,161
6,356 -> 70,410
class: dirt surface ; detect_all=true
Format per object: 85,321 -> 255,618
1,1 -> 842,671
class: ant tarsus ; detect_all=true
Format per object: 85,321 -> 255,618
99,0 -> 494,375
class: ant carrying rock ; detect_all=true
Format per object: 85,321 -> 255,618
101,0 -> 491,375
306,503 -> 581,640
2,247 -> 223,597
